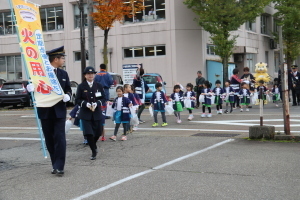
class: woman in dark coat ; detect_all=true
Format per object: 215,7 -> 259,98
75,66 -> 106,160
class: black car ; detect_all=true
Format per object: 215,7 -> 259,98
0,80 -> 32,107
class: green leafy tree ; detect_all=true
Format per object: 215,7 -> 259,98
184,0 -> 271,83
273,0 -> 300,67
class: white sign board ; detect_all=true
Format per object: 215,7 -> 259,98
122,64 -> 142,85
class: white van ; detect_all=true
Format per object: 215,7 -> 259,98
108,72 -> 123,101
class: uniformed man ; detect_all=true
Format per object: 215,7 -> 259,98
290,65 -> 300,106
27,46 -> 72,176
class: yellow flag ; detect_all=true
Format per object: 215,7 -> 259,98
10,0 -> 64,107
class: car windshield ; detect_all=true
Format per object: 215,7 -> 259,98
142,76 -> 162,84
2,83 -> 23,90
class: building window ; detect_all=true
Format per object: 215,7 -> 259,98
245,20 -> 256,32
246,54 -> 256,72
261,15 -> 270,35
124,0 -> 166,24
0,55 -> 22,80
207,44 -> 216,55
0,11 -> 16,35
40,6 -> 64,32
273,19 -> 279,33
74,51 -> 89,61
74,4 -> 88,28
265,51 -> 269,65
123,45 -> 166,58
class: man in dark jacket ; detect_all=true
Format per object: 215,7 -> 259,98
195,71 -> 205,108
94,64 -> 113,101
290,65 -> 300,106
28,46 -> 72,176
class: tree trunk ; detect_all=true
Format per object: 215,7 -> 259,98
87,0 -> 95,69
222,58 -> 229,87
103,29 -> 109,69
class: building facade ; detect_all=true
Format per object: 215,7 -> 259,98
0,0 -> 279,93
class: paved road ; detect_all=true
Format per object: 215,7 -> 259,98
0,103 -> 299,200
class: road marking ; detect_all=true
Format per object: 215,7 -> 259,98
0,137 -> 42,141
71,139 -> 234,200
0,127 -> 248,132
190,119 -> 300,127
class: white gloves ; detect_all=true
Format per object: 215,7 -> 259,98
92,103 -> 97,112
26,83 -> 34,92
86,102 -> 92,109
63,94 -> 70,102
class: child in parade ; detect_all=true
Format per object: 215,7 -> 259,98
131,85 -> 141,131
239,82 -> 251,112
212,80 -> 225,114
150,82 -> 168,127
123,84 -> 137,133
201,81 -> 213,118
271,83 -> 281,107
110,86 -> 132,141
170,84 -> 184,123
184,83 -> 196,120
68,105 -> 87,144
224,80 -> 235,113
256,80 -> 268,105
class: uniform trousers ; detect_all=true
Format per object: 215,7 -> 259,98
81,119 -> 102,154
40,118 -> 66,170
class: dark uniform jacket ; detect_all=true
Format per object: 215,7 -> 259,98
37,68 -> 72,119
290,71 -> 300,93
75,81 -> 106,121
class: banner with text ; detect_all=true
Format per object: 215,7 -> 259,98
10,0 -> 64,107
122,64 -> 142,85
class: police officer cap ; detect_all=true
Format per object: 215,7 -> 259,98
215,80 -> 221,84
47,46 -> 66,56
291,65 -> 298,69
83,66 -> 97,74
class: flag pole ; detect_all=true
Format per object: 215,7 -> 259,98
8,0 -> 47,158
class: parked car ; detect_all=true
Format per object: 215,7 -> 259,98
69,80 -> 78,105
0,80 -> 32,107
142,73 -> 166,102
108,72 -> 123,101
0,78 -> 6,86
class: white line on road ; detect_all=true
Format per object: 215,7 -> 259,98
0,137 -> 42,141
71,139 -> 234,200
0,127 -> 248,132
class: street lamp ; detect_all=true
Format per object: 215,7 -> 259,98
77,0 -> 86,82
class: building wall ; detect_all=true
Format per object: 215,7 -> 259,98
0,0 -> 280,94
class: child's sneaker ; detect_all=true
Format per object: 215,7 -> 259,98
100,136 -> 106,141
201,113 -> 206,118
230,109 -> 233,113
109,136 -> 116,141
219,109 -> 223,114
188,114 -> 194,120
132,125 -> 138,131
207,113 -> 212,118
224,110 -> 228,114
121,135 -> 127,141
152,122 -> 159,127
177,119 -> 182,123
161,122 -> 168,127
275,104 -> 278,107
83,139 -> 88,145
240,109 -> 243,112
216,110 -> 219,114
246,108 -> 249,112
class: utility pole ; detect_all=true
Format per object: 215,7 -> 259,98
279,26 -> 290,135
87,0 -> 95,69
78,0 -> 86,82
